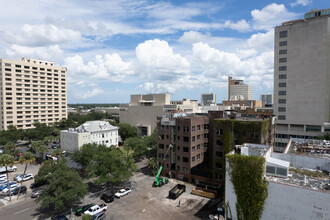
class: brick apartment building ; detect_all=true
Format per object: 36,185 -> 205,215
157,111 -> 274,186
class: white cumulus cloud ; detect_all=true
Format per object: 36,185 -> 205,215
290,0 -> 312,7
251,3 -> 298,31
6,44 -> 63,61
80,87 -> 104,99
135,39 -> 190,80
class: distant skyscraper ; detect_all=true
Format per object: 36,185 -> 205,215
260,94 -> 273,107
201,93 -> 216,106
0,58 -> 68,131
228,76 -> 252,100
274,9 -> 330,150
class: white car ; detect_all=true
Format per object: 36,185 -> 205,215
16,174 -> 34,182
0,165 -> 17,173
84,204 -> 107,216
2,183 -> 20,193
115,188 -> 131,198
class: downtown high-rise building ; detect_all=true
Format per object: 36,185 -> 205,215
0,58 -> 68,131
201,93 -> 216,106
228,76 -> 252,100
274,9 -> 330,150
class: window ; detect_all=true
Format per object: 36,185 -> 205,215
183,147 -> 189,153
183,157 -> 189,163
279,49 -> 287,55
192,156 -> 195,162
216,173 -> 222,180
204,134 -> 209,138
192,146 -> 195,152
192,126 -> 195,132
278,99 -> 286,104
192,136 -> 195,142
216,163 -> 222,169
216,151 -> 222,158
177,146 -> 180,151
278,107 -> 286,112
177,166 -> 180,171
279,66 -> 287,71
279,74 -> 287,79
278,115 -> 286,120
183,126 -> 189,132
197,125 -> 200,130
204,124 -> 209,129
197,135 -> 200,140
177,156 -> 180,161
278,91 -> 286,96
216,140 -> 223,146
279,30 -> 287,38
279,82 -> 286,87
197,154 -> 200,160
279,58 -> 287,63
197,144 -> 200,150
183,137 -> 189,142
306,125 -> 321,132
216,128 -> 223,135
279,41 -> 287,46
159,144 -> 164,149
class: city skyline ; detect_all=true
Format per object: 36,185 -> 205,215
0,0 -> 328,103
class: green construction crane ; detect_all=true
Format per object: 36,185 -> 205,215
153,144 -> 173,187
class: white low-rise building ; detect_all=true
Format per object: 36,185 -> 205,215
60,121 -> 119,152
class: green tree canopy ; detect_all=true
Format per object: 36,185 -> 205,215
118,123 -> 138,141
36,159 -> 88,213
71,143 -> 98,168
31,140 -> 48,162
4,142 -> 19,158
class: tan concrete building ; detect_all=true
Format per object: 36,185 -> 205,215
274,9 -> 330,150
228,76 -> 252,100
0,58 -> 67,130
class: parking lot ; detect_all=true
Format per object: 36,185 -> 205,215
0,159 -> 216,220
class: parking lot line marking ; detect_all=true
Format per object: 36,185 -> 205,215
14,208 -> 29,215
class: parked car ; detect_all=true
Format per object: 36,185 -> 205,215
8,186 -> 27,196
51,215 -> 68,220
2,183 -> 20,193
13,174 -> 23,182
30,181 -> 46,189
0,165 -> 17,173
52,144 -> 58,149
0,174 -> 7,182
31,189 -> 42,198
16,174 -> 34,182
84,204 -> 107,216
75,203 -> 95,216
92,211 -> 106,220
0,182 -> 17,191
100,192 -> 114,203
115,188 -> 131,198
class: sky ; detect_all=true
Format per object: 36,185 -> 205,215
0,0 -> 329,104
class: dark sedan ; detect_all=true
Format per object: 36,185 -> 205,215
75,203 -> 95,216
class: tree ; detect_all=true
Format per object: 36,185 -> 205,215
147,157 -> 159,176
4,142 -> 19,158
43,136 -> 54,146
124,137 -> 147,159
118,123 -> 138,141
31,141 -> 48,163
71,143 -> 97,169
82,214 -> 92,220
36,159 -> 88,213
86,146 -> 137,188
17,152 -> 35,198
0,154 -> 15,201
52,148 -> 63,161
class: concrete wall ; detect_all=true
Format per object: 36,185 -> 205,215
225,175 -> 330,220
272,152 -> 330,172
120,105 -> 168,136
60,131 -> 91,153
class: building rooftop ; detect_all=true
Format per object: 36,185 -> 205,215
65,121 -> 118,133
285,138 -> 330,158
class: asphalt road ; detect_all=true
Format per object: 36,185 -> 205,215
0,196 -> 40,220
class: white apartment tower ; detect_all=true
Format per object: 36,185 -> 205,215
274,9 -> 330,150
0,58 -> 68,130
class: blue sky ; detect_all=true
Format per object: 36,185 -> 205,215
0,0 -> 329,103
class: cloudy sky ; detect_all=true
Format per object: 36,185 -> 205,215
0,0 -> 328,103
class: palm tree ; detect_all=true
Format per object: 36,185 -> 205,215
32,141 -> 48,163
52,148 -> 63,161
4,142 -> 19,158
0,154 -> 15,201
147,157 -> 159,176
17,152 -> 35,198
